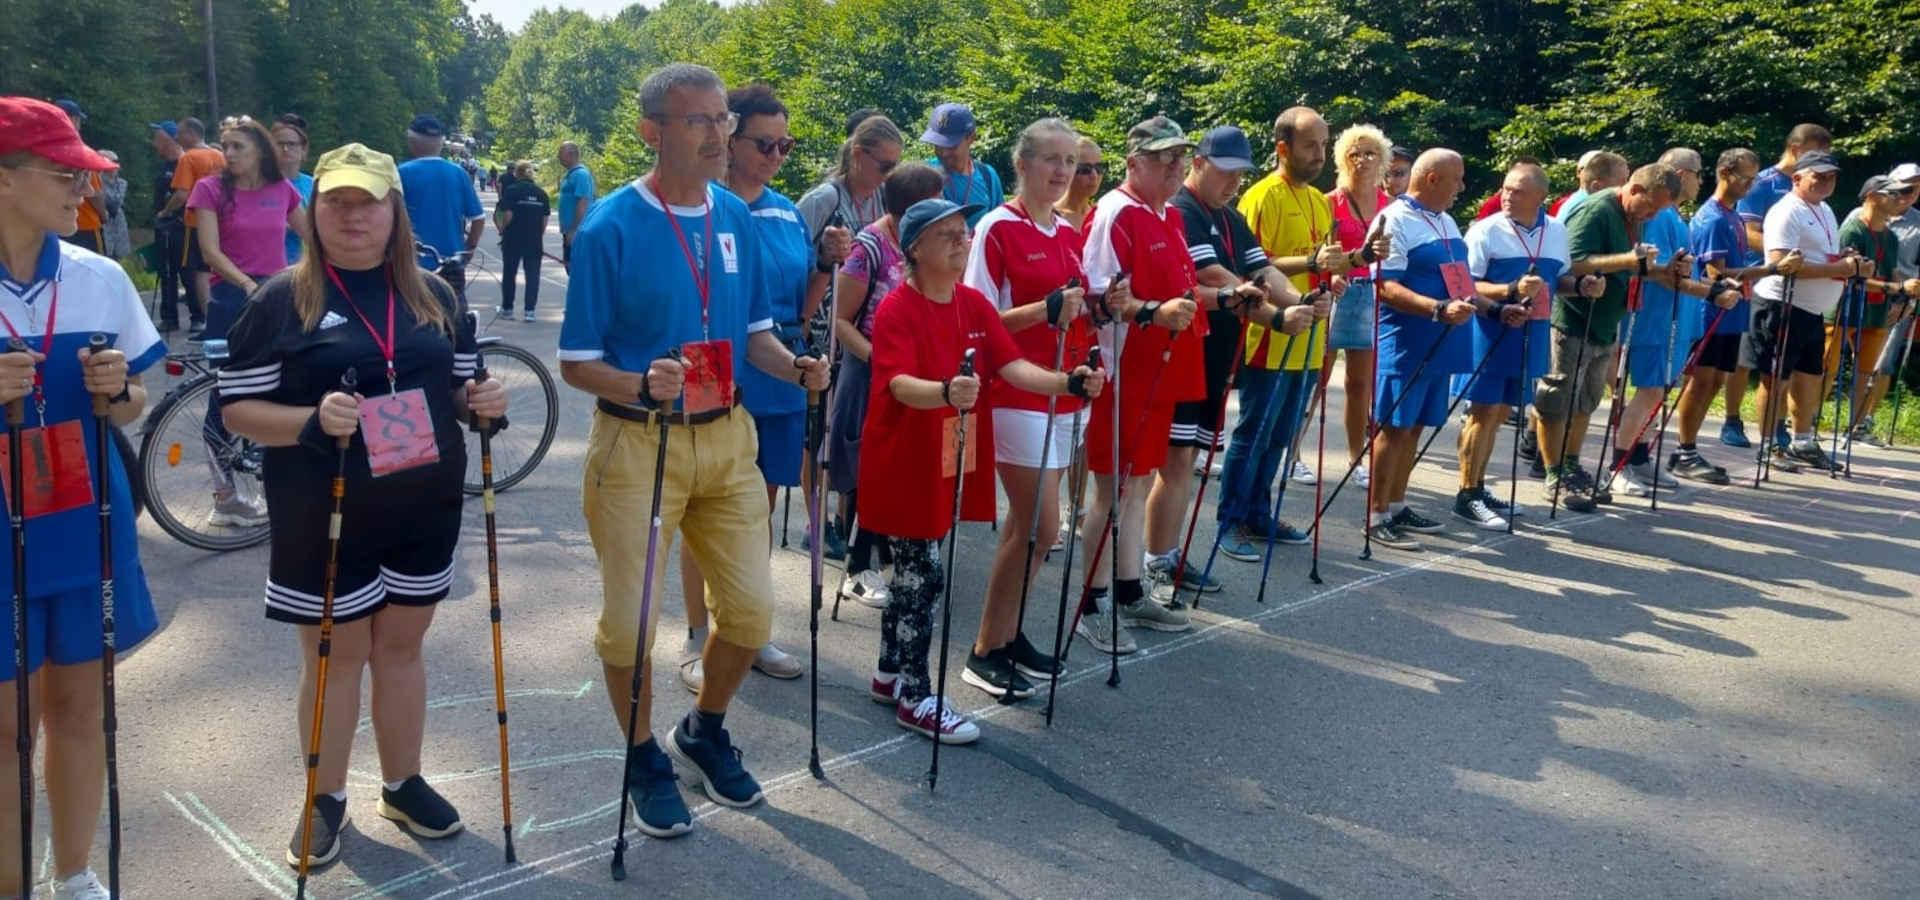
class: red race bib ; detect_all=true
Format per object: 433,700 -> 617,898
359,388 -> 440,477
0,422 -> 95,519
1439,261 -> 1475,301
680,339 -> 735,414
940,414 -> 979,479
1530,283 -> 1552,321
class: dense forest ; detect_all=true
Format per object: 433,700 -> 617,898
3,0 -> 1918,217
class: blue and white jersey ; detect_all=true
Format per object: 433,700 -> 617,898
1690,199 -> 1756,335
0,236 -> 163,597
399,156 -> 484,269
1737,165 -> 1792,229
1464,210 -> 1570,377
1378,195 -> 1473,374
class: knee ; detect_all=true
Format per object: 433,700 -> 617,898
369,630 -> 425,673
40,678 -> 102,742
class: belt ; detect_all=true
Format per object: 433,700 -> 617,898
1348,275 -> 1373,285
597,397 -> 738,426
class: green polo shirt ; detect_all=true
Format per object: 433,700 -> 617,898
1558,187 -> 1633,346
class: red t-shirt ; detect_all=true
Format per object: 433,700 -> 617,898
1476,193 -> 1502,221
963,201 -> 1094,414
859,281 -> 1023,539
1079,187 -> 1207,405
1330,186 -> 1391,280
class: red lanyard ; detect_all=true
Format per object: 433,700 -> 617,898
325,265 -> 397,391
1414,206 -> 1458,263
1798,197 -> 1834,253
1506,215 -> 1546,265
0,280 -> 58,422
1718,200 -> 1748,262
652,174 -> 715,340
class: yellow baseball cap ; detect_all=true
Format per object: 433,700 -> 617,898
313,142 -> 402,199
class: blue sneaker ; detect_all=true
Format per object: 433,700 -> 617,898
625,742 -> 692,839
1219,527 -> 1262,562
1272,521 -> 1310,545
667,719 -> 765,808
1773,421 -> 1791,450
1719,419 -> 1750,448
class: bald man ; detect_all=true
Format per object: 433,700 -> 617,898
557,140 -> 597,268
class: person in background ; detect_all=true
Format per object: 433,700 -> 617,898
1056,135 -> 1103,230
1386,145 -> 1415,197
272,114 -> 314,264
845,107 -> 885,137
923,102 -> 1002,229
1554,151 -> 1628,222
98,151 -> 131,260
494,160 -> 549,322
52,100 -> 108,255
149,120 -> 197,333
556,140 -> 595,270
398,115 -> 483,297
164,117 -> 227,340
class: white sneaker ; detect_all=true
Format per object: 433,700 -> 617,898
895,695 -> 980,744
1074,598 -> 1138,655
839,569 -> 890,609
49,870 -> 109,899
1289,459 -> 1316,484
1354,464 -> 1370,489
1616,463 -> 1653,497
678,656 -> 703,694
208,492 -> 269,527
752,642 -> 804,679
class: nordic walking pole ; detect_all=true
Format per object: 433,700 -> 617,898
1360,258 -> 1383,559
1591,282 -> 1642,496
1192,317 -> 1300,608
295,367 -> 357,900
470,352 -> 517,863
1178,277 -> 1258,608
5,337 -> 27,898
928,349 -> 977,792
1408,322 -> 1514,470
781,488 -> 792,548
1887,308 -> 1914,446
806,219 -> 844,778
1003,282 -> 1076,706
611,355 -> 676,882
1307,276 -> 1332,586
1104,336 -> 1121,690
1827,279 -> 1854,479
1256,318 -> 1320,604
1832,278 -> 1862,478
1303,318 -> 1455,538
1549,261 -> 1630,517
85,334 -> 125,895
1755,276 -> 1797,487
1044,345 -> 1099,727
1510,318 -> 1530,535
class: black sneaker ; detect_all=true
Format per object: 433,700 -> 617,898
1767,446 -> 1804,473
1365,522 -> 1421,550
285,793 -> 348,868
1388,506 -> 1445,534
1452,488 -> 1508,531
1566,464 -> 1611,504
961,648 -> 1036,698
667,718 -> 764,808
1479,485 -> 1523,517
1007,631 -> 1061,681
1528,452 -> 1546,479
1517,427 -> 1539,462
1544,467 -> 1597,513
1668,450 -> 1729,485
625,741 -> 692,839
377,775 -> 463,839
1787,440 -> 1840,471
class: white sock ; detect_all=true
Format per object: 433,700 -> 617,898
1793,432 -> 1814,444
384,779 -> 408,792
328,789 -> 347,801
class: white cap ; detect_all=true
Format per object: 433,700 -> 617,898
1577,149 -> 1602,170
1890,162 -> 1920,183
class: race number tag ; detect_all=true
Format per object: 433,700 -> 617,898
680,339 -> 735,414
0,422 -> 95,519
1440,261 -> 1475,301
940,414 -> 978,479
359,388 -> 440,477
1531,283 -> 1552,321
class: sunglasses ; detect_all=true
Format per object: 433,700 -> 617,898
861,147 -> 899,174
1076,162 -> 1105,177
8,166 -> 89,194
735,134 -> 797,157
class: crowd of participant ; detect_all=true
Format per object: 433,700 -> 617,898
0,61 -> 1916,893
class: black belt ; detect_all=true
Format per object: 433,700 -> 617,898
597,397 -> 738,426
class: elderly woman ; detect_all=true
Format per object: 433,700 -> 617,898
219,143 -> 506,871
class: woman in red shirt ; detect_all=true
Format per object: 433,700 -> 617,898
859,198 -> 1101,744
1323,124 -> 1394,482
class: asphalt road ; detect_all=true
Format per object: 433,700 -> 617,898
102,190 -> 1920,899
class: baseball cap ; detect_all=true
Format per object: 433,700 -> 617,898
0,97 -> 116,171
1858,175 -> 1904,199
53,99 -> 85,122
313,142 -> 403,200
1126,115 -> 1197,157
1792,150 -> 1839,174
148,120 -> 178,138
1889,163 -> 1920,183
407,114 -> 445,138
898,198 -> 981,253
1195,126 -> 1255,172
920,103 -> 976,149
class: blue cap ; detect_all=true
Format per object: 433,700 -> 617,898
148,120 -> 178,138
53,98 -> 85,121
1195,126 -> 1255,172
408,114 -> 445,138
920,103 -> 977,149
898,198 -> 983,254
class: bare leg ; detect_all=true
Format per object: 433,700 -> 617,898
1459,404 -> 1507,490
40,662 -> 106,881
1344,349 -> 1376,465
368,603 -> 438,783
976,463 -> 1061,654
1145,447 -> 1197,555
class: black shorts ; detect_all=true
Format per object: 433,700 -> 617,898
1169,310 -> 1241,450
181,228 -> 208,272
263,491 -> 464,625
1694,332 -> 1744,374
1740,301 -> 1826,378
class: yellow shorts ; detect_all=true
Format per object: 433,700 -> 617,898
582,408 -> 773,667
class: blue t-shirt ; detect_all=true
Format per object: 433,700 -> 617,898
1628,206 -> 1702,353
1464,210 -> 1570,377
728,184 -> 812,417
398,156 -> 483,268
930,158 -> 1003,228
1690,198 -> 1755,334
558,165 -> 597,236
1736,165 -> 1791,229
1556,188 -> 1591,221
284,171 -> 314,265
0,236 -> 164,598
1378,196 -> 1474,374
560,179 -> 774,413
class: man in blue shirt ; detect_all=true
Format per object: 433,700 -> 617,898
560,64 -> 828,841
922,102 -> 1001,229
397,114 -> 483,298
556,140 -> 596,269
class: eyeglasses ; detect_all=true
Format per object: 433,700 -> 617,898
7,165 -> 89,194
647,112 -> 740,134
1897,185 -> 1918,196
735,135 -> 796,158
1075,162 -> 1105,177
275,139 -> 307,151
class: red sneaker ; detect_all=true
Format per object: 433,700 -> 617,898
895,695 -> 980,745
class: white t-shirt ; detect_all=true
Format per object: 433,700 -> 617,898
1755,192 -> 1844,315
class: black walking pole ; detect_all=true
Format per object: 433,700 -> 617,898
1407,318 -> 1515,470
1176,279 -> 1256,605
6,337 -> 29,897
805,261 -> 842,778
1886,309 -> 1914,446
1002,283 -> 1075,706
1192,325 -> 1298,607
85,334 -> 125,894
1591,291 -> 1641,496
1549,271 -> 1619,519
1510,319 -> 1531,534
295,368 -> 357,900
470,353 -> 517,863
1044,346 -> 1099,727
1754,276 -> 1797,487
928,349 -> 977,791
611,359 -> 676,882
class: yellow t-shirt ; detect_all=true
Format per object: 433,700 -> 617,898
1237,172 -> 1331,371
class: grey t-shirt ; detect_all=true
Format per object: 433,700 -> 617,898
796,178 -> 886,245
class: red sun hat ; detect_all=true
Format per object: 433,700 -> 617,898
0,97 -> 116,172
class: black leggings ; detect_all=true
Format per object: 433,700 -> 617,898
845,490 -> 893,574
878,536 -> 941,703
500,241 -> 542,312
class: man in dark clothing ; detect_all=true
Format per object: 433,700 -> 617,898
495,161 -> 551,321
148,120 -> 196,332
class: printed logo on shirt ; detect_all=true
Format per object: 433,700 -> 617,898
1147,240 -> 1168,253
1025,252 -> 1048,262
318,310 -> 348,330
718,232 -> 739,273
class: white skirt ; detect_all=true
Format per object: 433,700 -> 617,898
992,408 -> 1081,469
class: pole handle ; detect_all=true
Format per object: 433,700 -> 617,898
86,333 -> 112,417
335,368 -> 358,450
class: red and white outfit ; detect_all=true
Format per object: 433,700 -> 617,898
964,200 -> 1095,469
1079,187 -> 1207,475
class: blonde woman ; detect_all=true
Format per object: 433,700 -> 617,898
1319,124 -> 1394,483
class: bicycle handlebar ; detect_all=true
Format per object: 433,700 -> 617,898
413,241 -> 474,270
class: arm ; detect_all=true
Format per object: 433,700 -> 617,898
1378,278 -> 1474,325
833,270 -> 874,361
196,211 -> 255,293
560,359 -> 649,406
997,357 -> 1103,398
495,208 -> 513,232
160,188 -> 188,218
464,217 -> 485,252
287,204 -> 311,248
224,397 -> 332,446
1568,248 -> 1647,278
567,198 -> 589,241
749,329 -> 828,390
888,373 -> 961,410
1765,247 -> 1864,280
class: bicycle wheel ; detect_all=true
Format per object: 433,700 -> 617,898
140,375 -> 271,551
112,425 -> 143,521
465,340 -> 558,494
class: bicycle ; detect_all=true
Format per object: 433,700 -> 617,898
137,340 -> 271,551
